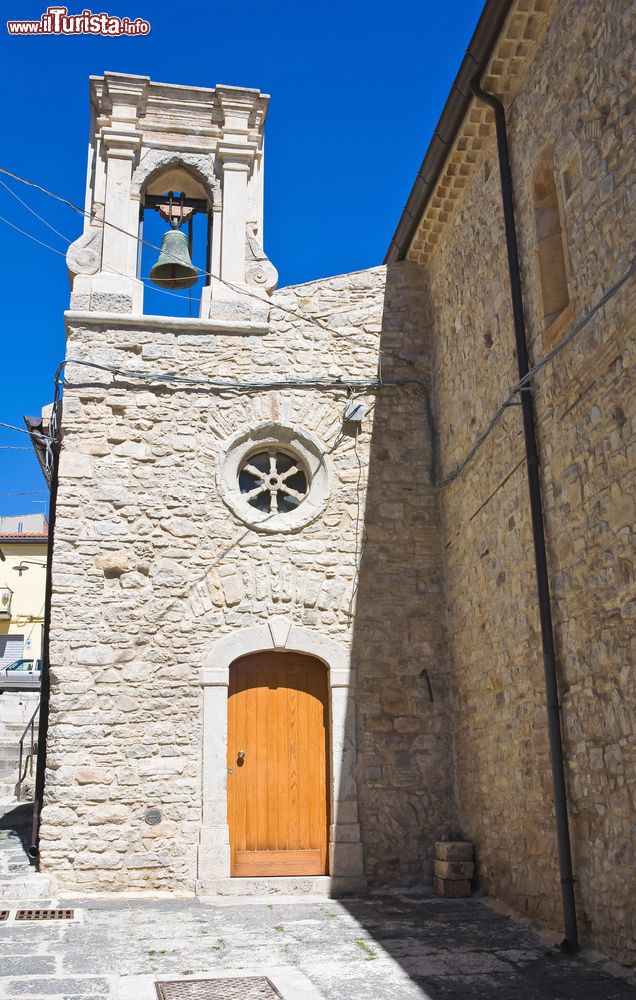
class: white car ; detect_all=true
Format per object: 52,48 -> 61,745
0,658 -> 42,691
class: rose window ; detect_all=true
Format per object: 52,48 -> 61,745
238,449 -> 308,514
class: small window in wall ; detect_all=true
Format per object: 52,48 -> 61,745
533,153 -> 571,346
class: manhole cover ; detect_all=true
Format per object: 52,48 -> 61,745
156,978 -> 284,1000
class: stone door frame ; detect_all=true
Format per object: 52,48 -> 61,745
197,617 -> 366,893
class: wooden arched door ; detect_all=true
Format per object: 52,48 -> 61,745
227,651 -> 329,876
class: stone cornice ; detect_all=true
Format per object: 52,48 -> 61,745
405,0 -> 558,266
64,310 -> 270,335
98,72 -> 149,120
91,73 -> 269,135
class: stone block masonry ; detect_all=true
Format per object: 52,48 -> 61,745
417,0 -> 635,965
433,877 -> 472,898
435,841 -> 473,863
433,841 -> 474,898
434,860 -> 475,880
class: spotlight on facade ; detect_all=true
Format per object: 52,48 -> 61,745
344,401 -> 366,424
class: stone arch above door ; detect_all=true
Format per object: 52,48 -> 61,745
201,617 -> 354,688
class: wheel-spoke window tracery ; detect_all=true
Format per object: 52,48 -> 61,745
238,450 -> 308,514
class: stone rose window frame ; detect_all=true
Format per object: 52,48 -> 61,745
218,422 -> 333,534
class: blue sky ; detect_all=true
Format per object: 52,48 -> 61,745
0,0 -> 483,516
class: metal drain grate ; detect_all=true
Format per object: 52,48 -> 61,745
0,910 -> 9,922
155,978 -> 284,1000
15,908 -> 75,921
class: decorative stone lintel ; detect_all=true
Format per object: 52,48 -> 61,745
201,622 -> 355,687
217,141 -> 258,171
100,127 -> 142,160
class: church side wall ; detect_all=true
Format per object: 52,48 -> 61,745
424,0 -> 634,963
40,262 -> 453,892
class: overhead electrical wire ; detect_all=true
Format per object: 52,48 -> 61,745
0,178 -> 196,304
0,166 -> 633,487
0,421 -> 36,436
0,176 -> 71,244
0,491 -> 48,498
0,202 -> 221,304
435,257 -> 635,486
54,356 -> 420,396
0,212 -> 67,258
55,251 -> 633,485
0,165 -> 378,340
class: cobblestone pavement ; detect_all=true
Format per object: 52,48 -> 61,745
1,803 -> 634,1000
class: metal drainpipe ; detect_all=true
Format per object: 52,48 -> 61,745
470,77 -> 578,952
29,422 -> 60,860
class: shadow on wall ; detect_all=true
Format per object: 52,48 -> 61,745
335,261 -> 455,895
331,260 -> 458,996
329,268 -> 632,1000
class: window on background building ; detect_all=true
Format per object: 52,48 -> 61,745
533,152 -> 571,345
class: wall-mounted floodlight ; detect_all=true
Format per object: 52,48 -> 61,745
344,401 -> 367,424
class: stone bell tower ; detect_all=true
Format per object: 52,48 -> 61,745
66,72 -> 278,319
42,70 -> 450,899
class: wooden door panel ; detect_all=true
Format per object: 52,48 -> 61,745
233,850 -> 322,877
228,652 -> 329,876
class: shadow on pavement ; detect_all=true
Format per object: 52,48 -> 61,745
0,800 -> 36,863
338,892 -> 634,1000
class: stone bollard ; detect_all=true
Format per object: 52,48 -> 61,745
433,841 -> 474,897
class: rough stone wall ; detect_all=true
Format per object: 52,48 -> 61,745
41,261 -> 453,892
423,0 -> 635,963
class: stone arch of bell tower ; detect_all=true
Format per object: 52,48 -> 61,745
134,155 -> 219,209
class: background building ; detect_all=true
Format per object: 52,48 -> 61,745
0,513 -> 48,669
0,513 -> 47,796
385,0 -> 634,964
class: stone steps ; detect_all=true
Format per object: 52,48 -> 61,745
0,799 -> 52,902
198,875 -> 338,897
0,753 -> 20,774
0,873 -> 53,902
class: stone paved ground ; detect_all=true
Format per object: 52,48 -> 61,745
1,803 -> 634,1000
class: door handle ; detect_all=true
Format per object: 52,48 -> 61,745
237,749 -> 246,763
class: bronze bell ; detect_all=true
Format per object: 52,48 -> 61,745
149,225 -> 199,289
